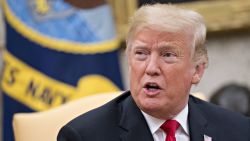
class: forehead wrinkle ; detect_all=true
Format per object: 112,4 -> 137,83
131,40 -> 148,48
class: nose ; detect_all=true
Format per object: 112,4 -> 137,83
145,54 -> 160,76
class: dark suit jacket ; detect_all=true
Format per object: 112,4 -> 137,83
57,91 -> 250,141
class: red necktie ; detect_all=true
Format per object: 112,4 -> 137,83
160,120 -> 180,141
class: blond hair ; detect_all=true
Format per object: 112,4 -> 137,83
126,4 -> 208,66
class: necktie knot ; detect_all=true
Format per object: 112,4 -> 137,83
160,120 -> 180,140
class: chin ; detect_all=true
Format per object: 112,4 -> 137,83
139,99 -> 163,113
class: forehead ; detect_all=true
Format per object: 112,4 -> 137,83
130,27 -> 193,50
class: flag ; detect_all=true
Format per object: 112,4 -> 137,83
1,0 -> 123,141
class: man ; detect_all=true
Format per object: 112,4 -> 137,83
57,4 -> 250,141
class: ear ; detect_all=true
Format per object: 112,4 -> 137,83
191,63 -> 205,84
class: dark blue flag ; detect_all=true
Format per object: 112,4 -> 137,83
1,0 -> 123,141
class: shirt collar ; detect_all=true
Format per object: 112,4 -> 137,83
141,104 -> 189,135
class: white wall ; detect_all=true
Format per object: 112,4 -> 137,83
191,33 -> 250,99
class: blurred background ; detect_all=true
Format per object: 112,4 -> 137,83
1,0 -> 250,141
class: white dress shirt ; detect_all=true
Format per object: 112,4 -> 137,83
141,104 -> 190,141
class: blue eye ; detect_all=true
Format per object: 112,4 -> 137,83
163,52 -> 176,57
162,52 -> 178,63
134,50 -> 148,61
164,52 -> 175,57
135,51 -> 144,55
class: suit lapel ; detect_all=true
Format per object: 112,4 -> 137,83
117,92 -> 213,141
188,96 -> 208,141
118,93 -> 154,141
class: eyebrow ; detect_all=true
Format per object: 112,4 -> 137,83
131,40 -> 148,48
131,41 -> 182,54
158,44 -> 182,55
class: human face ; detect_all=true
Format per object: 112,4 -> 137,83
128,27 -> 201,119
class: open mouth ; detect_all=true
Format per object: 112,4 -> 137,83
144,82 -> 161,91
